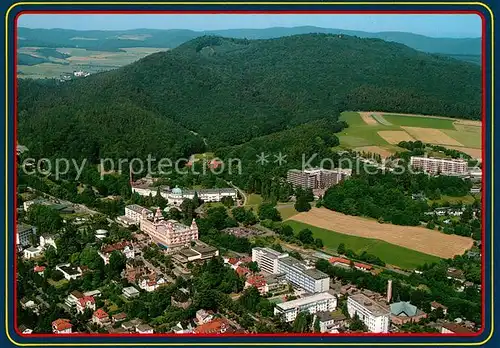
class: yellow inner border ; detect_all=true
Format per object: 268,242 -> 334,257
4,2 -> 495,346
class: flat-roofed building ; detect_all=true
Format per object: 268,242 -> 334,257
252,247 -> 289,274
278,256 -> 330,294
274,292 -> 337,322
167,187 -> 237,206
347,293 -> 390,333
410,156 -> 468,175
17,224 -> 37,247
125,204 -> 153,224
286,168 -> 352,190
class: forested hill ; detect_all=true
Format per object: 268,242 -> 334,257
18,34 -> 481,161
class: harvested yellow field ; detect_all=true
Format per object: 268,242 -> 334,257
454,120 -> 482,127
290,208 -> 473,259
447,146 -> 482,160
358,112 -> 378,125
402,127 -> 463,146
378,130 -> 415,144
453,123 -> 482,133
355,146 -> 394,158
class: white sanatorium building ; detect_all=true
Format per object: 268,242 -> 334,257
410,156 -> 468,175
167,187 -> 238,206
277,256 -> 330,294
274,292 -> 337,322
252,247 -> 289,274
347,293 -> 391,333
251,247 -> 330,294
125,205 -> 153,224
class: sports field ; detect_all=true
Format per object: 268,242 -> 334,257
285,220 -> 441,269
338,111 -> 482,159
289,208 -> 473,259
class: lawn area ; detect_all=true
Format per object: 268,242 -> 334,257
48,278 -> 69,288
277,204 -> 299,220
246,194 -> 263,206
443,130 -> 482,149
382,114 -> 455,129
428,194 -> 478,205
285,220 -> 441,269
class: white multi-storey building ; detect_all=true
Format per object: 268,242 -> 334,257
251,247 -> 289,274
140,208 -> 198,249
347,293 -> 391,333
277,256 -> 330,294
274,292 -> 337,322
410,156 -> 468,175
167,187 -> 238,206
125,204 -> 153,224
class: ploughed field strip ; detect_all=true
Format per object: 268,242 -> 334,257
371,113 -> 393,126
401,127 -> 464,146
289,208 -> 474,259
377,130 -> 415,144
358,112 -> 378,125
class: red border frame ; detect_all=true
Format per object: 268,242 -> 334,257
12,9 -> 488,339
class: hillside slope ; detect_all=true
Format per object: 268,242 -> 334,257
18,34 -> 481,161
18,26 -> 481,58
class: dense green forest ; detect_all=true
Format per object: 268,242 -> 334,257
19,34 -> 481,161
322,171 -> 473,226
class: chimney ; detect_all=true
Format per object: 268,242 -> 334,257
387,280 -> 393,303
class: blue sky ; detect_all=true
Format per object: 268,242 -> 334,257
17,14 -> 481,38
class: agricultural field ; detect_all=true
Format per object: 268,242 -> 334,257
289,208 -> 473,259
285,220 -> 441,269
18,46 -> 167,79
338,111 -> 482,160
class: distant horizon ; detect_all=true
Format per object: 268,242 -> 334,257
17,24 -> 482,39
17,14 -> 482,38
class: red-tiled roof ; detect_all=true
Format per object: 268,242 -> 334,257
101,241 -> 131,254
52,319 -> 72,331
228,257 -> 240,265
78,296 -> 95,307
240,257 -> 252,264
329,257 -> 373,270
442,323 -> 474,333
236,266 -> 250,277
33,265 -> 45,272
431,301 -> 448,309
93,308 -> 109,320
246,275 -> 266,288
194,319 -> 229,334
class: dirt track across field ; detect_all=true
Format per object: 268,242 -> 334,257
402,127 -> 464,146
362,111 -> 482,126
289,208 -> 473,259
378,130 -> 415,144
359,112 -> 378,125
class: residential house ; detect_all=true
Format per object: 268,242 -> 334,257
52,319 -> 72,334
92,308 -> 110,326
245,274 -> 268,295
195,309 -> 214,325
122,286 -> 140,299
430,301 -> 448,316
136,324 -> 154,334
23,246 -> 43,259
447,268 -> 466,283
193,318 -> 231,334
171,288 -> 192,309
441,322 -> 474,334
33,265 -> 45,275
18,324 -> 33,334
329,257 -> 373,272
171,322 -> 194,334
121,318 -> 143,332
138,276 -> 166,292
40,234 -> 57,250
65,290 -> 84,308
98,241 -> 135,265
314,311 -> 347,333
112,312 -> 127,323
76,296 -> 96,314
56,264 -> 82,281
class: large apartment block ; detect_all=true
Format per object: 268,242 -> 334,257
410,156 -> 468,175
251,247 -> 289,274
125,204 -> 153,224
347,293 -> 390,333
274,292 -> 337,322
277,256 -> 330,294
286,168 -> 352,190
